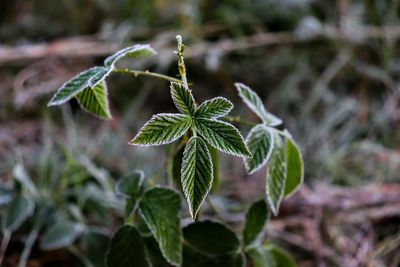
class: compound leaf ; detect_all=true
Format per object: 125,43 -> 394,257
41,221 -> 84,250
195,97 -> 233,119
104,44 -> 156,67
170,82 -> 196,116
138,187 -> 182,266
181,136 -> 213,220
76,81 -> 112,119
284,134 -> 304,197
106,225 -> 152,267
244,124 -> 274,174
3,195 -> 34,232
235,83 -> 282,126
183,220 -> 240,255
48,67 -> 110,106
195,118 -> 251,158
243,200 -> 269,247
130,113 -> 191,146
266,132 -> 286,215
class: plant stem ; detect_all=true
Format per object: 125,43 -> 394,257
176,35 -> 188,87
68,245 -> 95,267
113,68 -> 182,84
18,224 -> 40,267
0,230 -> 11,266
223,116 -> 257,126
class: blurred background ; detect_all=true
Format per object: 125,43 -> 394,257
1,0 -> 400,266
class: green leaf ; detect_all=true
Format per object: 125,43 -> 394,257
183,220 -> 240,255
13,163 -> 37,195
76,81 -> 112,119
247,247 -> 276,267
195,97 -> 233,119
284,134 -> 304,197
115,170 -> 145,216
40,221 -> 84,250
266,132 -> 286,215
2,195 -> 34,232
181,136 -> 213,220
82,229 -> 110,267
115,170 -> 144,198
139,187 -> 182,266
243,200 -> 269,247
104,44 -> 156,67
194,118 -> 251,158
106,225 -> 152,267
48,67 -> 110,106
170,82 -> 196,116
244,124 -> 274,174
130,113 -> 191,146
268,245 -> 296,267
235,83 -> 282,126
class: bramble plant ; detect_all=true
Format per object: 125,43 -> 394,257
1,35 -> 303,267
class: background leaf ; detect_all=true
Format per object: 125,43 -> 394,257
284,135 -> 304,197
106,225 -> 152,267
268,245 -> 296,267
48,67 -> 110,106
82,229 -> 110,267
139,187 -> 182,266
266,132 -> 286,215
2,195 -> 34,232
170,82 -> 196,116
235,83 -> 282,126
115,170 -> 144,198
195,97 -> 233,119
195,118 -> 251,158
181,136 -> 213,220
76,81 -> 112,119
247,247 -> 276,267
104,44 -> 156,67
244,124 -> 274,174
183,220 -> 240,255
130,113 -> 191,146
12,163 -> 38,196
243,200 -> 269,247
40,221 -> 84,250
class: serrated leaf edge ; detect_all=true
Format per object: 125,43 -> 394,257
76,81 -> 112,120
195,97 -> 234,119
245,124 -> 275,175
266,133 -> 286,216
170,82 -> 196,116
104,44 -> 157,67
195,118 -> 252,158
48,66 -> 110,106
129,113 -> 192,147
181,136 -> 214,220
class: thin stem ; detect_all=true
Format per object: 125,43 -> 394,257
223,116 -> 257,126
113,68 -> 182,84
176,35 -> 188,87
18,224 -> 40,267
0,230 -> 11,266
223,116 -> 289,136
68,245 -> 95,267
